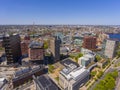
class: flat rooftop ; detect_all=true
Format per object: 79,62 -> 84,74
14,67 -> 31,77
60,66 -> 89,81
34,75 -> 59,90
79,56 -> 90,61
60,58 -> 79,68
29,41 -> 43,48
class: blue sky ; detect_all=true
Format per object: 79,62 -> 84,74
0,0 -> 120,25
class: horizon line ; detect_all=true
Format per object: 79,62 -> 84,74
0,24 -> 120,26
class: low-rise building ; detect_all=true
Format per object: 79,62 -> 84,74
78,53 -> 95,67
81,48 -> 92,55
60,58 -> 79,69
78,57 -> 90,67
33,74 -> 59,90
12,66 -> 46,88
59,67 -> 90,90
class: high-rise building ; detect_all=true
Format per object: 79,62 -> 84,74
28,41 -> 44,61
21,35 -> 30,56
105,39 -> 119,58
3,34 -> 21,65
83,36 -> 97,50
49,36 -> 60,61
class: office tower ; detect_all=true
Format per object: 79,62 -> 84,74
49,36 -> 60,61
28,41 -> 44,61
21,35 -> 30,56
3,34 -> 21,64
105,39 -> 119,58
83,36 -> 97,50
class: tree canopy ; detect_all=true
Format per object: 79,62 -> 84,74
93,70 -> 118,90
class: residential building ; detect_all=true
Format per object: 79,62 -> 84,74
59,67 -> 90,90
49,36 -> 60,61
21,35 -> 31,56
104,39 -> 119,58
83,36 -> 97,50
3,34 -> 21,64
33,74 -> 59,90
28,41 -> 44,61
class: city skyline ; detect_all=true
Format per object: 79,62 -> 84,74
0,0 -> 120,25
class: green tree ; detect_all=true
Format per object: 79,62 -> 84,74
48,65 -> 55,73
117,51 -> 120,58
70,55 -> 74,59
93,70 -> 118,90
110,70 -> 118,79
90,71 -> 97,77
55,77 -> 59,82
78,53 -> 83,57
44,40 -> 49,49
75,56 -> 79,62
96,55 -> 102,61
97,71 -> 103,78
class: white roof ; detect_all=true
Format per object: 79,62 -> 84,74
4,33 -> 9,37
61,67 -> 87,80
79,56 -> 89,61
70,67 -> 86,80
84,54 -> 93,58
13,33 -> 18,35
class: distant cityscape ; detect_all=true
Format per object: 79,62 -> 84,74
0,25 -> 120,90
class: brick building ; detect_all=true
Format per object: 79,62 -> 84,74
28,41 -> 44,61
83,36 -> 97,50
21,35 -> 30,56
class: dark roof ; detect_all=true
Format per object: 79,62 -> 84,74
13,66 -> 45,82
35,75 -> 59,90
60,58 -> 79,67
14,68 -> 31,77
